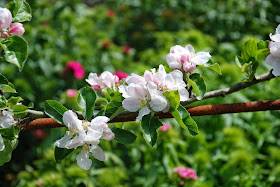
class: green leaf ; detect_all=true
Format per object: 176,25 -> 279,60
141,114 -> 163,147
105,96 -> 124,120
95,109 -> 105,117
8,96 -> 23,108
77,86 -> 97,121
200,59 -> 222,75
54,147 -> 74,164
171,105 -> 199,136
0,126 -> 20,140
257,40 -> 270,50
162,90 -> 180,112
27,102 -> 34,108
12,104 -> 27,114
238,39 -> 258,66
3,35 -> 28,71
0,95 -> 6,110
0,139 -> 18,166
0,73 -> 8,85
0,84 -> 17,93
189,73 -> 206,100
112,128 -> 137,144
6,0 -> 32,23
44,100 -> 68,124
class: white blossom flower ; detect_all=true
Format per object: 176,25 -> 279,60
0,8 -> 12,31
86,71 -> 119,91
266,24 -> 280,76
54,110 -> 114,170
166,44 -> 211,72
0,110 -> 15,151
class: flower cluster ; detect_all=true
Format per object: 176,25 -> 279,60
173,167 -> 198,180
54,110 -> 114,170
0,7 -> 25,37
119,64 -> 189,122
86,71 -> 119,92
166,44 -> 211,72
0,111 -> 15,151
266,24 -> 280,76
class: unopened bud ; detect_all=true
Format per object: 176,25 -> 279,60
9,23 -> 25,36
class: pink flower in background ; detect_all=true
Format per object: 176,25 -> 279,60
114,71 -> 128,80
174,167 -> 198,180
107,10 -> 115,18
65,61 -> 85,79
9,23 -> 25,36
67,89 -> 78,98
123,45 -> 132,53
102,41 -> 111,48
160,122 -> 172,131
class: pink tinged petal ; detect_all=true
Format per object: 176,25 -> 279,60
0,111 -> 14,128
99,71 -> 115,88
150,95 -> 168,112
101,124 -> 115,140
170,70 -> 186,87
136,106 -> 151,123
166,53 -> 181,69
162,99 -> 170,113
90,145 -> 105,161
185,44 -> 195,54
144,70 -> 153,82
266,54 -> 280,76
171,45 -> 186,54
63,110 -> 83,130
179,88 -> 189,101
269,42 -> 280,57
164,74 -> 175,91
9,23 -> 25,36
0,8 -> 12,30
158,64 -> 166,75
86,73 -> 100,87
0,134 -> 5,151
191,52 -> 211,65
160,123 -> 172,131
127,84 -> 146,98
126,73 -> 146,84
76,150 -> 92,170
182,62 -> 196,72
91,116 -> 110,126
122,97 -> 141,112
67,89 -> 78,98
54,131 -> 73,148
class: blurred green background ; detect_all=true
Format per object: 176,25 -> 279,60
0,0 -> 280,186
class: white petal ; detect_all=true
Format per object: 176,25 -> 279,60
127,83 -> 147,99
0,134 -> 5,151
266,54 -> 280,76
126,73 -> 146,84
54,131 -> 73,148
136,106 -> 151,123
149,95 -> 168,112
185,44 -> 195,54
90,145 -> 105,161
171,45 -> 186,54
101,124 -> 115,140
191,52 -> 211,65
91,116 -> 110,126
62,110 -> 82,130
122,97 -> 141,112
99,71 -> 115,89
270,34 -> 280,43
179,88 -> 189,101
144,70 -> 153,82
76,150 -> 92,170
84,128 -> 102,145
86,73 -> 100,86
170,70 -> 186,87
275,24 -> 280,35
65,135 -> 84,149
270,42 -> 280,57
166,53 -> 181,69
0,111 -> 14,128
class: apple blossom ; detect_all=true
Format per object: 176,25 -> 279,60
54,110 -> 114,170
9,23 -> 25,36
0,8 -> 12,31
86,71 -> 119,91
174,167 -> 198,180
0,111 -> 15,151
166,44 -> 211,72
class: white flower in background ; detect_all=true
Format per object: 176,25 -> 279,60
266,24 -> 280,76
0,110 -> 15,151
54,110 -> 114,170
0,8 -> 12,31
86,71 -> 119,91
166,44 -> 211,72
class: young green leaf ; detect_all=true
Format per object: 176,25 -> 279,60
163,90 -> 180,112
77,86 -> 97,121
0,95 -> 6,110
44,100 -> 68,124
171,105 -> 199,136
54,147 -> 74,164
112,128 -> 137,144
105,96 -> 125,120
0,126 -> 20,140
0,84 -> 17,93
200,59 -> 222,75
189,73 -> 206,100
141,114 -> 163,147
0,139 -> 18,166
8,96 -> 23,108
12,104 -> 28,114
3,35 -> 28,71
0,73 -> 8,85
6,0 -> 32,23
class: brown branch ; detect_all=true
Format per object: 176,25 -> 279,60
181,71 -> 276,105
21,99 -> 280,130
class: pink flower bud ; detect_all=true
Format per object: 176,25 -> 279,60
183,62 -> 196,72
67,89 -> 78,98
0,8 -> 12,31
123,45 -> 132,53
160,122 -> 172,132
2,32 -> 9,38
9,23 -> 25,36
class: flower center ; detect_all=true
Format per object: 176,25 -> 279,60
139,98 -> 147,106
